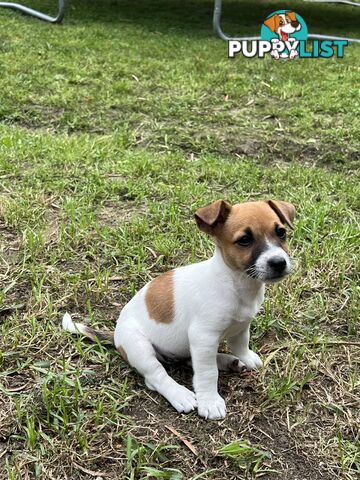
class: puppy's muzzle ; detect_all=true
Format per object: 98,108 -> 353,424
250,245 -> 292,283
268,256 -> 287,276
291,20 -> 300,28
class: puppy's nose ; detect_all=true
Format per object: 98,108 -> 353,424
291,20 -> 299,28
268,257 -> 287,274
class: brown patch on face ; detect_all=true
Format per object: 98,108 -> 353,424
213,201 -> 291,272
264,14 -> 282,32
145,271 -> 174,324
117,345 -> 128,362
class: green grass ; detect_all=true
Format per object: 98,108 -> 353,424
0,0 -> 359,479
218,440 -> 274,477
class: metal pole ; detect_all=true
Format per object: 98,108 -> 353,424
0,0 -> 65,23
309,33 -> 360,41
304,0 -> 360,6
213,0 -> 260,40
213,0 -> 359,43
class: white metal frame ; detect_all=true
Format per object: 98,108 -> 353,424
0,0 -> 357,43
0,0 -> 65,23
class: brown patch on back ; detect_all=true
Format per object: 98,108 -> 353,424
145,271 -> 174,324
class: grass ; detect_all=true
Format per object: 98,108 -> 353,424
0,0 -> 359,478
218,440 -> 274,477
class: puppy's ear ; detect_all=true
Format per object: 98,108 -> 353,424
195,200 -> 232,235
287,11 -> 297,22
264,15 -> 277,32
267,200 -> 296,229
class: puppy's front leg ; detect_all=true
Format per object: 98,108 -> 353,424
228,325 -> 262,370
190,328 -> 226,420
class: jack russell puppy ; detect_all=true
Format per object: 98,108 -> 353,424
63,199 -> 295,420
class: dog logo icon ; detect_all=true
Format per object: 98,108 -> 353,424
261,10 -> 308,60
228,10 -> 347,60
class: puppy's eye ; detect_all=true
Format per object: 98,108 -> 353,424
235,235 -> 253,247
279,20 -> 284,25
276,226 -> 287,240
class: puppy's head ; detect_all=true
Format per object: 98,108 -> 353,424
195,199 -> 295,283
264,12 -> 301,40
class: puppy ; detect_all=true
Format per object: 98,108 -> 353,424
63,199 -> 295,420
264,11 -> 302,59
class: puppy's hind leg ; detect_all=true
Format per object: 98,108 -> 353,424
117,324 -> 197,414
216,353 -> 247,373
188,353 -> 246,373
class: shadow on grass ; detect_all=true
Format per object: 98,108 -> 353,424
3,0 -> 359,38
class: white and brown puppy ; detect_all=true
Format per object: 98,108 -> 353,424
63,199 -> 295,420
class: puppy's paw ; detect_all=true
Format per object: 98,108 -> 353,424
238,350 -> 263,370
167,385 -> 197,414
217,353 -> 246,373
197,393 -> 226,420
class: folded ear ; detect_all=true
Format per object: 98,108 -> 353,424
287,11 -> 297,22
195,199 -> 232,235
264,15 -> 277,32
267,200 -> 296,229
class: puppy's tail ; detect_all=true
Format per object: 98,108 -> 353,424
62,312 -> 114,345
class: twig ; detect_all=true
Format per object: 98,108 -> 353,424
0,450 -> 7,460
165,424 -> 207,467
73,462 -> 114,478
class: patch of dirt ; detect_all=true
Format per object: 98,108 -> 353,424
5,105 -> 66,132
232,138 -> 263,156
242,136 -> 359,171
119,365 -> 335,480
3,107 -> 358,172
0,221 -> 21,265
98,202 -> 147,227
2,329 -> 357,479
0,219 -> 30,318
0,393 -> 17,441
42,207 -> 63,245
0,222 -> 25,320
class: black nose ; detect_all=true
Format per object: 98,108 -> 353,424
268,257 -> 287,274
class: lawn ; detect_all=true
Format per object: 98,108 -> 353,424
0,0 -> 359,479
